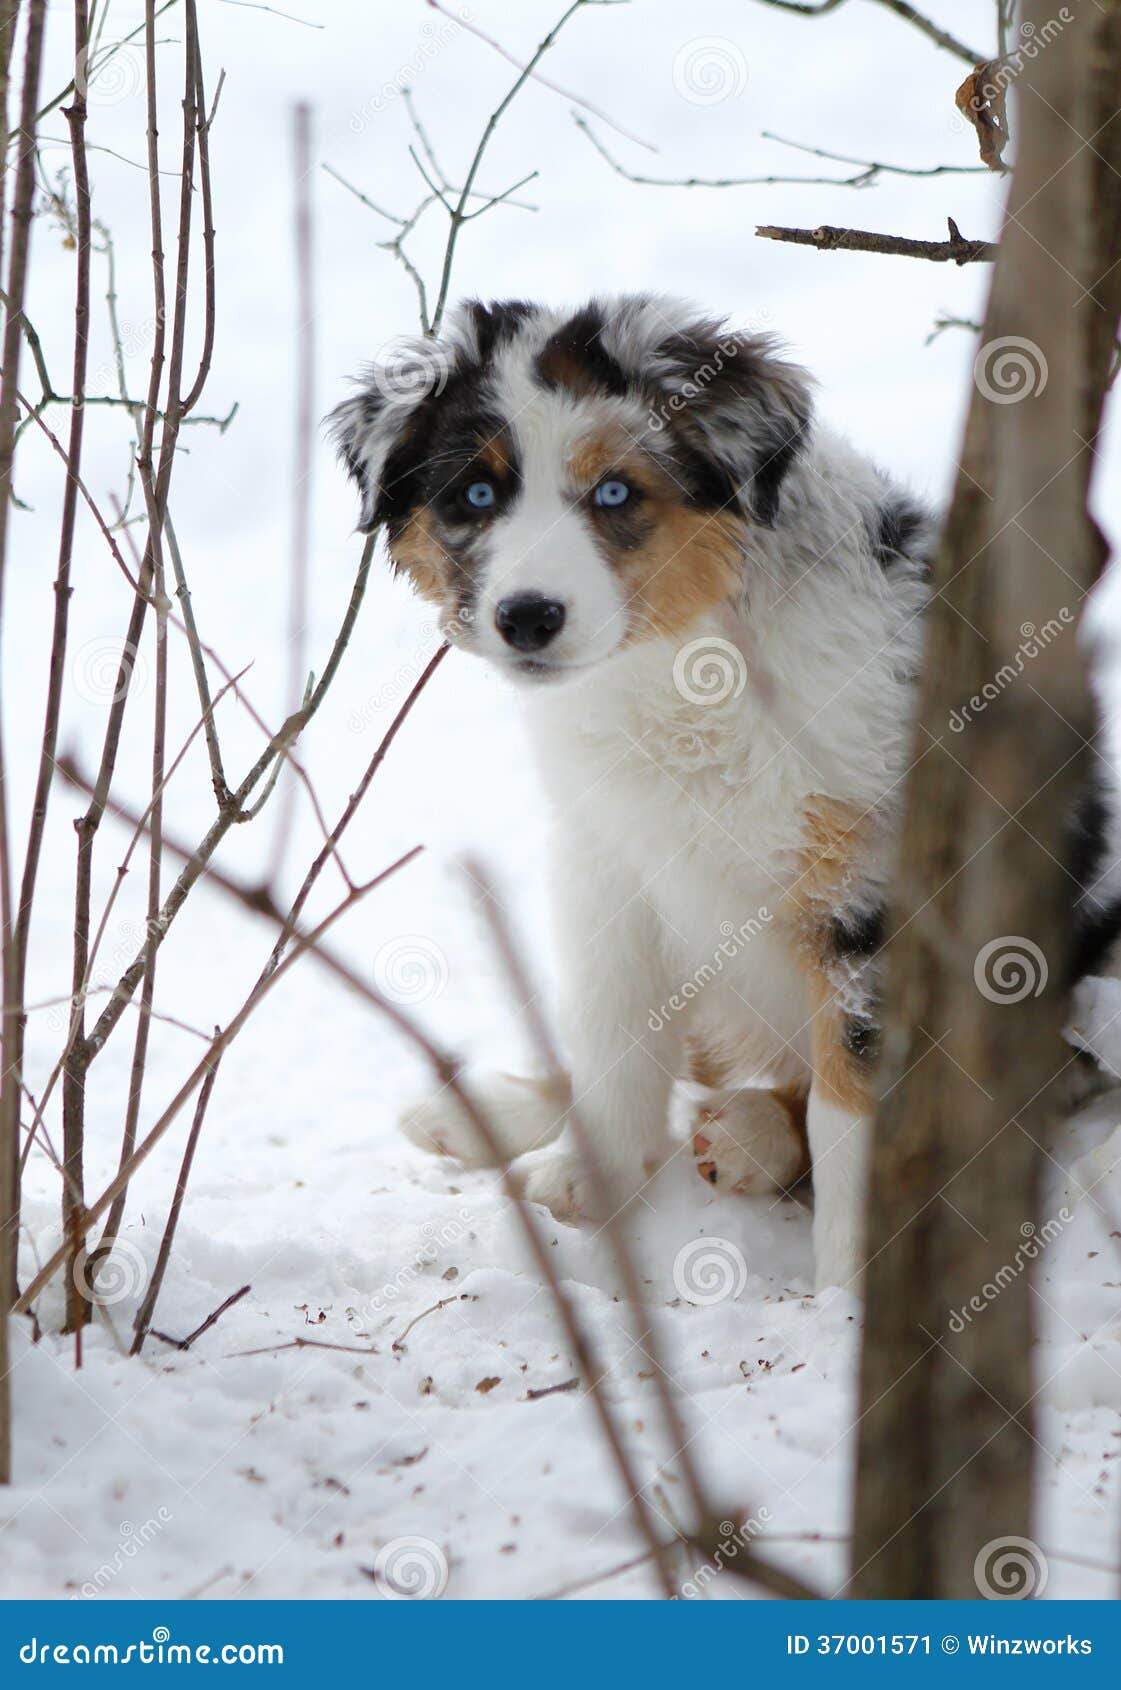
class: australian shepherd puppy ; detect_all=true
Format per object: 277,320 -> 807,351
332,295 -> 1119,1291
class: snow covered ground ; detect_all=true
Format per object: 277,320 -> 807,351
2,0 -> 1121,1601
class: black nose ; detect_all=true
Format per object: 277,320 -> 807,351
494,593 -> 566,653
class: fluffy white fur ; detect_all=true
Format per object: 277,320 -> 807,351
338,296 -> 941,1291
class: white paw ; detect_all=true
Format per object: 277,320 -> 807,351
506,1143 -> 610,1220
399,1070 -> 568,1169
690,1088 -> 807,1196
506,1133 -> 661,1221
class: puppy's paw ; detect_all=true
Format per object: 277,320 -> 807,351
399,1070 -> 568,1169
506,1143 -> 610,1221
691,1088 -> 807,1196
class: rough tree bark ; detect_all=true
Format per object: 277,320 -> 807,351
850,0 -> 1121,1598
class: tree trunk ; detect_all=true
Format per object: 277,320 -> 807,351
851,0 -> 1121,1598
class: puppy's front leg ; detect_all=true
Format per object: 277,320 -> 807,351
509,846 -> 678,1221
806,995 -> 874,1293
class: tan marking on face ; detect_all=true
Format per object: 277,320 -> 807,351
616,504 -> 744,641
566,426 -> 746,642
477,433 -> 513,478
568,431 -> 622,488
389,507 -> 453,607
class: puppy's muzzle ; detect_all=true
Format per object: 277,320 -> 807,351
495,593 -> 566,653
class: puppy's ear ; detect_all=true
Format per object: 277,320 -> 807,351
328,339 -> 451,532
603,299 -> 814,527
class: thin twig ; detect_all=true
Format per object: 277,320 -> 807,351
392,1294 -> 463,1352
424,0 -> 655,150
15,0 -> 93,1355
128,648 -> 449,1348
0,0 -> 49,1478
17,666 -> 249,1180
268,99 -> 315,886
148,1283 -> 251,1350
90,0 -> 204,1313
745,0 -> 983,63
429,0 -> 605,334
576,114 -> 985,189
467,862 -> 819,1603
22,776 -> 681,1600
219,0 -> 323,26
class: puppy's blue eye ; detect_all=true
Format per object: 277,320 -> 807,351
463,480 -> 496,510
593,479 -> 630,508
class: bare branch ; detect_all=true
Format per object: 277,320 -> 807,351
0,0 -> 49,1481
576,114 -> 986,189
423,0 -> 655,150
218,0 -> 323,26
756,217 -> 996,263
429,0 -> 608,334
745,0 -> 984,63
